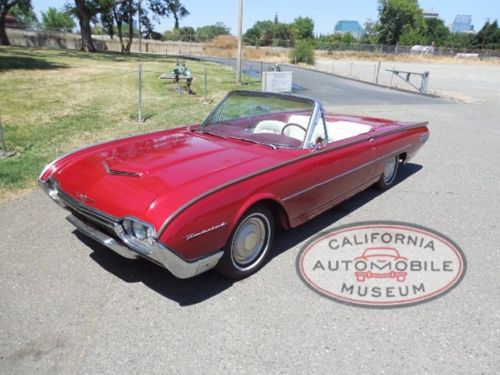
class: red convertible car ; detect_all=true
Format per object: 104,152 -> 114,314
39,90 -> 429,279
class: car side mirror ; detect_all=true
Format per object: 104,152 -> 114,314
313,137 -> 325,151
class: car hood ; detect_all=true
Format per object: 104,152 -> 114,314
54,129 -> 291,226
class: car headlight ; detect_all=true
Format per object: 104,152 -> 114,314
47,179 -> 59,200
120,218 -> 155,249
132,221 -> 147,240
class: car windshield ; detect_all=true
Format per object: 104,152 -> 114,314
199,91 -> 316,149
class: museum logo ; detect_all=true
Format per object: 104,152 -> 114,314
297,221 -> 466,307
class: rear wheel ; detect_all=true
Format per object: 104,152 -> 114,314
376,155 -> 399,190
216,205 -> 274,279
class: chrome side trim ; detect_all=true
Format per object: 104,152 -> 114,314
66,214 -> 223,279
156,135 -> 417,237
283,144 -> 411,201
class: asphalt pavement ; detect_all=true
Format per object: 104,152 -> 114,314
0,60 -> 499,374
203,56 -> 443,106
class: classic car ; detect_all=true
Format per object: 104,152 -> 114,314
39,90 -> 429,280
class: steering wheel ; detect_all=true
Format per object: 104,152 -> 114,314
281,123 -> 307,136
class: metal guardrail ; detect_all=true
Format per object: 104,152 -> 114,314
385,69 -> 430,93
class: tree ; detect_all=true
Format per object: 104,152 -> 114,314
99,0 -> 157,43
111,0 -> 135,53
273,22 -> 293,47
163,26 -> 194,41
360,18 -> 378,44
376,0 -> 426,45
70,0 -> 113,52
243,20 -> 274,46
9,3 -> 37,26
195,22 -> 230,42
291,16 -> 314,40
398,24 -> 423,45
0,0 -> 31,45
476,20 -> 500,50
244,19 -> 292,47
423,17 -> 449,46
149,0 -> 189,30
100,8 -> 114,39
165,0 -> 188,29
290,39 -> 315,64
445,32 -> 475,49
42,7 -> 75,31
341,32 -> 356,44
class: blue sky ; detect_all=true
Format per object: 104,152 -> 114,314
32,0 -> 500,34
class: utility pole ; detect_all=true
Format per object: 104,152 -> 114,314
138,0 -> 142,53
236,0 -> 243,84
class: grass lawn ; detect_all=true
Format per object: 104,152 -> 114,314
0,46 -> 259,202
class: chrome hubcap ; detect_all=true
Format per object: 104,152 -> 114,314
232,216 -> 267,266
384,157 -> 397,184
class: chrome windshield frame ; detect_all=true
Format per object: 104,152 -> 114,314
301,99 -> 325,150
200,90 -> 324,150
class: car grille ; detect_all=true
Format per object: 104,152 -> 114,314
58,190 -> 119,239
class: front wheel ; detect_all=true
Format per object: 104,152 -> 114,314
376,155 -> 400,190
216,205 -> 274,279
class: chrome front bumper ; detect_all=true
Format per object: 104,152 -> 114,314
67,214 -> 223,279
40,178 -> 223,279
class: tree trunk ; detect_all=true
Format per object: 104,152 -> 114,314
173,14 -> 179,30
113,6 -> 125,53
0,9 -> 12,46
124,0 -> 133,53
75,0 -> 96,52
117,20 -> 124,52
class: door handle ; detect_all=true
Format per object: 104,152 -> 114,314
369,138 -> 375,144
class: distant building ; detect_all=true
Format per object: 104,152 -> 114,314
451,15 -> 474,33
423,10 -> 439,20
334,20 -> 364,39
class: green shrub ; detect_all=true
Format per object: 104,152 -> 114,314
289,39 -> 315,65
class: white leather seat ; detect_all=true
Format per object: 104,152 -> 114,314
254,120 -> 286,134
325,121 -> 372,142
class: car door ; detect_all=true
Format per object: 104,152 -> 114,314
282,112 -> 376,225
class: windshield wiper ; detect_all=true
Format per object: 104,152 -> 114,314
229,136 -> 277,150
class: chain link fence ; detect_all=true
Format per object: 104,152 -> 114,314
7,27 -> 500,59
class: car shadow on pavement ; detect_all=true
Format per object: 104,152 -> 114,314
77,232 -> 234,307
77,162 -> 422,306
267,163 -> 423,263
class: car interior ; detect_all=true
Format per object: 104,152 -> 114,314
253,114 -> 373,144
